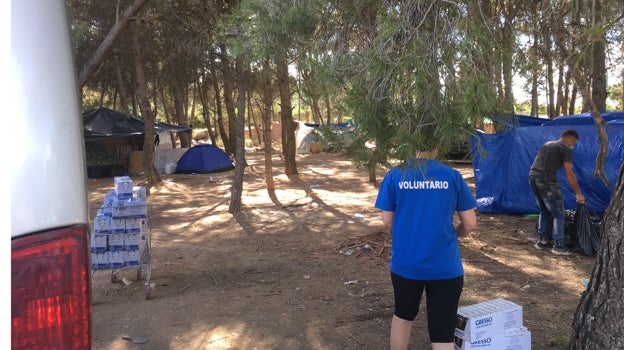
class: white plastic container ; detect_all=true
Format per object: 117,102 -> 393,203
165,162 -> 176,174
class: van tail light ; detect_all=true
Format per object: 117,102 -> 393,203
12,225 -> 92,349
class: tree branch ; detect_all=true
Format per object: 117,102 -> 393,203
572,67 -> 610,187
78,0 -> 149,88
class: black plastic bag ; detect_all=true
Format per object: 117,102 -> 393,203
569,204 -> 601,256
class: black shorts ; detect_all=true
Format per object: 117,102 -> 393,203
391,273 -> 464,343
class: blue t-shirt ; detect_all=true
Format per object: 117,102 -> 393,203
374,159 -> 477,280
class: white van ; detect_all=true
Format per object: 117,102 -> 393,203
10,0 -> 92,348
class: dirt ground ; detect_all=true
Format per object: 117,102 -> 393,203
89,149 -> 595,350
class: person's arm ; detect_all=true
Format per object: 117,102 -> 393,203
563,161 -> 586,203
456,209 -> 477,237
381,210 -> 394,235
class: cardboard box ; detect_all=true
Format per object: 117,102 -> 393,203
90,232 -> 108,253
112,199 -> 147,219
123,249 -> 141,267
110,217 -> 126,234
455,299 -> 523,342
105,189 -> 118,201
114,176 -> 133,200
101,190 -> 118,215
99,204 -> 112,217
108,234 -> 125,251
128,151 -> 143,175
92,252 -> 109,269
133,186 -> 146,200
108,250 -> 124,268
124,233 -> 141,250
125,217 -> 143,234
93,214 -> 110,234
454,326 -> 531,350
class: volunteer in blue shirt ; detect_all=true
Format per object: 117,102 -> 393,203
375,149 -> 477,350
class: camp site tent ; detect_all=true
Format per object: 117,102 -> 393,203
471,112 -> 624,215
174,144 -> 234,174
296,122 -> 319,153
295,121 -> 355,153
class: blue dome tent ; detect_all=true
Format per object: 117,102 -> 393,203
174,144 -> 234,174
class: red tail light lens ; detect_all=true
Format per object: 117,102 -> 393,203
12,225 -> 92,350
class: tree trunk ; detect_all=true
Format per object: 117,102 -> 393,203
591,0 -> 607,112
249,94 -> 262,144
171,86 -> 190,148
312,99 -> 323,124
131,23 -> 160,190
228,58 -> 247,214
114,57 -> 130,115
111,86 -> 118,109
572,68 -> 610,185
262,61 -> 275,192
569,53 -> 621,347
203,106 -> 217,145
78,0 -> 148,88
197,76 -> 217,145
570,162 -> 624,349
551,9 -> 578,116
531,63 -> 539,116
530,13 -> 539,117
246,93 -> 253,140
213,83 -> 230,151
324,94 -> 332,125
368,166 -> 377,185
276,57 -> 298,175
544,26 -> 556,118
538,10 -> 557,118
210,50 -> 231,153
581,73 -> 593,113
493,55 -> 503,106
189,90 -> 196,130
501,19 -> 514,113
300,69 -> 323,124
563,67 -> 572,115
159,87 -> 177,148
220,43 -> 238,154
98,83 -> 106,107
555,62 -> 565,116
569,85 -> 577,115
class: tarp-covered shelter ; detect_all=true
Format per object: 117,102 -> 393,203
83,107 -> 191,141
83,107 -> 192,178
489,114 -> 550,128
174,144 -> 234,174
471,112 -> 624,214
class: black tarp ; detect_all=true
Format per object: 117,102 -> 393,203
83,107 -> 191,141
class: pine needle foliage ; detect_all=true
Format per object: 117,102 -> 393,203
341,0 -> 501,172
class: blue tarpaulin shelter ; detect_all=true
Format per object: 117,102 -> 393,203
471,112 -> 624,214
489,114 -> 550,128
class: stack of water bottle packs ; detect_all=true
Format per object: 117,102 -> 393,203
91,176 -> 148,270
454,298 -> 531,350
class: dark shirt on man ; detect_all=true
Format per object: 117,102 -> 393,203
529,141 -> 573,183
